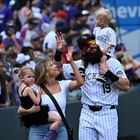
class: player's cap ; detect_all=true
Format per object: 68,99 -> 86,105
77,34 -> 95,50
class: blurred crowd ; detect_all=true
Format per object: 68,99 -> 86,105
0,0 -> 140,107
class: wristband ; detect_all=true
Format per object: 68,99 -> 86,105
54,50 -> 62,61
104,70 -> 119,83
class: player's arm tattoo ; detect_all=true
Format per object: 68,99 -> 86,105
102,83 -> 111,93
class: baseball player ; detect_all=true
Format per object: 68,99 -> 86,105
93,8 -> 116,83
54,33 -> 130,140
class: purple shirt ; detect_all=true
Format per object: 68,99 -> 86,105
66,5 -> 78,26
42,14 -> 50,24
0,5 -> 13,32
2,37 -> 23,48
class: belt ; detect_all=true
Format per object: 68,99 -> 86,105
88,105 -> 116,112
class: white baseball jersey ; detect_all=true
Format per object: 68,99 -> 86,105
93,27 -> 116,57
63,58 -> 127,106
63,58 -> 127,140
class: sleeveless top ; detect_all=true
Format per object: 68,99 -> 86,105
19,86 -> 36,109
19,87 -> 49,128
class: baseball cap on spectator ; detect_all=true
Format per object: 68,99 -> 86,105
6,20 -> 15,26
55,10 -> 67,19
81,10 -> 90,16
55,21 -> 70,33
75,10 -> 89,19
55,21 -> 65,28
41,23 -> 50,33
85,0 -> 101,9
34,51 -> 46,63
5,23 -> 16,35
31,34 -> 40,41
73,46 -> 81,54
27,17 -> 39,26
6,20 -> 16,30
16,53 -> 30,64
33,12 -> 42,21
77,34 -> 95,50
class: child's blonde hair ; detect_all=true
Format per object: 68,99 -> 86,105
13,66 -> 34,78
96,8 -> 112,24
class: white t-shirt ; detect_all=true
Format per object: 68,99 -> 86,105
42,30 -> 57,54
41,80 -> 71,117
23,29 -> 38,46
0,31 -> 21,39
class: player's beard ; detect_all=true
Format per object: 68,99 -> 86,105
82,46 -> 103,67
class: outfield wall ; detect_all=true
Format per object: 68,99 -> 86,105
0,84 -> 140,140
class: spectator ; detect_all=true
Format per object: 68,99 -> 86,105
86,0 -> 103,31
40,2 -> 51,24
18,0 -> 32,27
115,43 -> 140,85
16,53 -> 30,68
31,0 -> 41,14
40,22 -> 51,42
72,46 -> 81,61
4,51 -> 20,105
0,59 -> 11,107
0,0 -> 13,32
71,10 -> 90,37
30,34 -> 42,51
0,19 -> 21,40
42,20 -> 70,54
2,22 -> 23,52
21,47 -> 36,70
50,0 -> 63,13
20,17 -> 40,46
63,0 -> 79,27
0,35 -> 5,49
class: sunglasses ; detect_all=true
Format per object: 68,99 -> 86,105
84,40 -> 95,50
